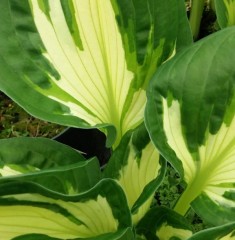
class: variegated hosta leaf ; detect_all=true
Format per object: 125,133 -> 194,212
11,228 -> 134,240
0,137 -> 101,194
136,206 -> 193,240
215,0 -> 235,28
145,27 -> 235,224
188,222 -> 235,240
0,179 -> 132,239
0,0 -> 192,147
103,124 -> 165,225
191,193 -> 235,227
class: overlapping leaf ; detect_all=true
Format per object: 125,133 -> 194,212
11,228 -> 134,240
215,0 -> 235,28
188,222 -> 235,240
145,27 -> 235,224
0,137 -> 133,239
103,124 -> 166,225
0,179 -> 132,239
0,0 -> 192,147
0,137 -> 101,193
136,206 -> 193,240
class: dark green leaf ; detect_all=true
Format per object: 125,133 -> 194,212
136,206 -> 193,240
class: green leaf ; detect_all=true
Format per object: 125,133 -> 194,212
0,0 -> 192,147
11,228 -> 134,240
188,222 -> 235,240
215,0 -> 235,28
191,193 -> 235,226
0,179 -> 132,239
145,26 -> 235,223
0,137 -> 101,194
12,235 -> 60,240
136,206 -> 193,240
0,136 -> 85,167
103,123 -> 165,225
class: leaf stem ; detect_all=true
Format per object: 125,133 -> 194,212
189,0 -> 205,40
174,172 -> 207,216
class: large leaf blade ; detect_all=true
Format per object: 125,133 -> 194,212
0,0 -> 192,146
145,26 -> 235,223
0,179 -> 132,239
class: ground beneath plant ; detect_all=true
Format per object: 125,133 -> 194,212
0,91 -> 65,139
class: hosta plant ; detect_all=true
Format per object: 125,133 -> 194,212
145,25 -> 235,234
1,0 -> 235,240
0,123 -> 235,239
0,0 -> 191,147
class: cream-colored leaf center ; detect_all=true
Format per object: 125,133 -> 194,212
29,0 -> 136,139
